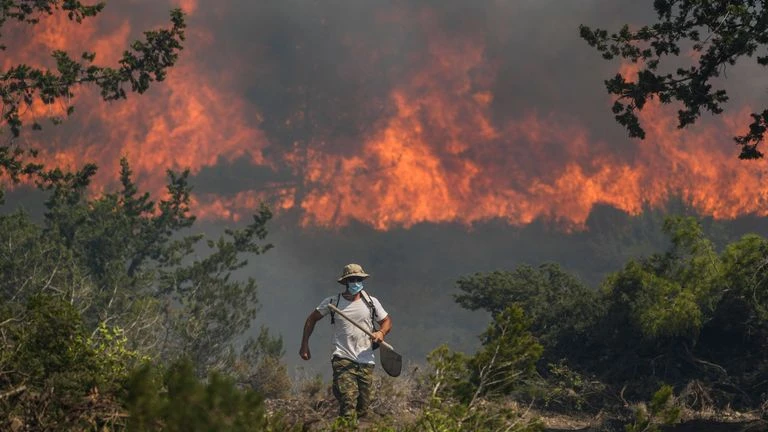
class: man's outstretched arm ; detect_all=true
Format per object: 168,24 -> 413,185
300,310 -> 323,360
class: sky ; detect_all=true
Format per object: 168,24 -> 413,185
3,0 -> 768,376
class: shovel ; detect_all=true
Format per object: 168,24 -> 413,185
328,303 -> 402,377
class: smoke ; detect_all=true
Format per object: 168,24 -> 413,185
240,201 -> 768,376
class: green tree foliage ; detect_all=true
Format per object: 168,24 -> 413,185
453,217 -> 768,409
407,397 -> 543,432
625,385 -> 681,432
0,3 -> 290,428
467,306 -> 543,401
454,263 -> 600,361
579,216 -> 768,405
0,295 -> 142,430
720,234 -> 768,323
698,233 -> 768,395
414,308 -> 543,432
540,360 -> 606,412
125,359 -> 291,432
0,160 -> 288,427
0,1 -> 186,200
604,217 -> 721,341
233,327 -> 291,399
5,158 -> 278,377
580,1 -> 768,158
423,344 -> 471,401
0,210 -> 84,304
592,217 -> 725,387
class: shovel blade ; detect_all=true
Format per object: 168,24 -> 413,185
380,344 -> 402,377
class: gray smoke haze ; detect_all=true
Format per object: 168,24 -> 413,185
235,203 -> 768,377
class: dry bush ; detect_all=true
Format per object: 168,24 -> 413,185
293,368 -> 326,401
250,356 -> 291,399
263,368 -> 337,430
538,361 -> 608,413
370,364 -> 423,419
267,363 -> 428,431
679,380 -> 717,414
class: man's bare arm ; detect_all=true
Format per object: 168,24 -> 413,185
300,310 -> 324,360
372,316 -> 392,343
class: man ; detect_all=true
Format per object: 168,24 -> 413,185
299,263 -> 392,420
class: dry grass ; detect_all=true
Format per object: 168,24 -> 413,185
267,367 -> 768,431
265,363 -> 427,430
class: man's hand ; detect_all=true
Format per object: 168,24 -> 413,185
299,345 -> 311,360
371,331 -> 385,343
301,310 -> 323,360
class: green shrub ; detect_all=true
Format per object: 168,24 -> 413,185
625,385 -> 681,432
125,358 -> 293,431
542,360 -> 606,412
0,295 -> 136,430
406,397 -> 543,432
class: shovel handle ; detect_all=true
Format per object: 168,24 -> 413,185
328,303 -> 394,351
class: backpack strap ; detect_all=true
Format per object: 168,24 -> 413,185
329,293 -> 341,324
360,289 -> 378,329
360,290 -> 381,350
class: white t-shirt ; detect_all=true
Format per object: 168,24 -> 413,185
316,293 -> 389,365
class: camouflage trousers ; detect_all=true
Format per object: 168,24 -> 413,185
331,356 -> 375,418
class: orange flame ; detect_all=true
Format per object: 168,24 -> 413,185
294,28 -> 766,229
4,5 -> 767,230
8,6 -> 270,205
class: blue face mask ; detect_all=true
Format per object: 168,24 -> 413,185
347,281 -> 364,295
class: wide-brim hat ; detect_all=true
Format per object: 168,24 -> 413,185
337,263 -> 370,284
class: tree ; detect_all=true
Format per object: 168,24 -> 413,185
615,216 -> 722,341
580,1 -> 768,158
454,263 -> 601,361
466,306 -> 543,401
0,3 -> 291,426
0,294 -> 144,430
592,217 -> 725,386
0,1 -> 186,200
0,159 -> 288,427
719,234 -> 768,323
698,233 -> 768,401
413,308 -> 543,432
35,158 -> 277,376
0,155 -> 281,374
125,359 -> 291,432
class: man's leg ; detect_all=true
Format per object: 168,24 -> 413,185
355,363 -> 375,418
331,357 -> 358,418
